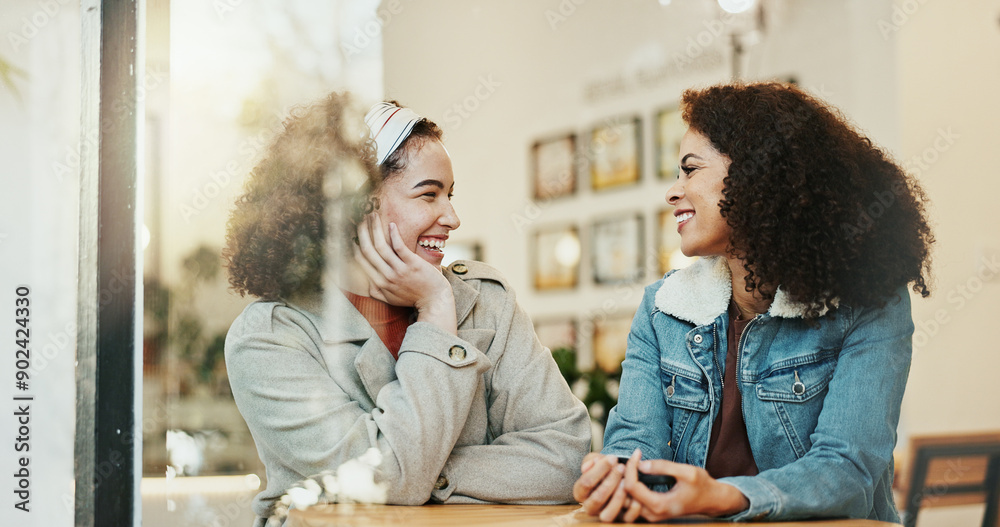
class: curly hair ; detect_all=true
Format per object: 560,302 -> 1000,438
223,95 -> 443,300
222,92 -> 379,300
681,82 -> 933,318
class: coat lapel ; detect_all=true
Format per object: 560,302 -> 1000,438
445,268 -> 480,327
288,290 -> 397,404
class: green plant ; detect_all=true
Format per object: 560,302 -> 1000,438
552,346 -> 620,427
0,54 -> 27,101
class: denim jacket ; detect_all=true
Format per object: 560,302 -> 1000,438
602,257 -> 912,522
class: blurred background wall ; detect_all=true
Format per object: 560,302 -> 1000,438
381,0 -> 898,371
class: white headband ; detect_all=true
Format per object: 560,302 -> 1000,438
364,102 -> 424,166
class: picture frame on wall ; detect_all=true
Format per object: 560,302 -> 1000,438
592,311 -> 636,374
531,134 -> 577,200
534,317 -> 577,352
591,213 -> 644,285
532,225 -> 581,291
590,116 -> 641,191
657,208 -> 697,275
656,106 -> 685,180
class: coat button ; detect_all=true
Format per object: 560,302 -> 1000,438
693,334 -> 703,344
449,345 -> 466,361
452,263 -> 468,275
434,475 -> 449,490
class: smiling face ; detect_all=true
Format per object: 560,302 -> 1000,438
374,138 -> 461,267
666,129 -> 732,258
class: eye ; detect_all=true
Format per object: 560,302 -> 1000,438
680,165 -> 697,175
447,193 -> 454,200
421,191 -> 437,199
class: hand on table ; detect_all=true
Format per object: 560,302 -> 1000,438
573,452 -> 631,522
574,449 -> 750,523
355,213 -> 457,335
619,449 -> 749,523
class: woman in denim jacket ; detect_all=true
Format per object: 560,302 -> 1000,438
574,82 -> 934,523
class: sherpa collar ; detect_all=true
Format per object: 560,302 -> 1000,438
653,256 -> 830,326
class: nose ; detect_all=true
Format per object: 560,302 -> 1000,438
439,201 -> 461,230
666,178 -> 684,206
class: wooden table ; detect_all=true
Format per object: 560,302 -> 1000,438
287,504 -> 902,526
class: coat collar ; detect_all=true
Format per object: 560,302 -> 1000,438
286,273 -> 480,402
653,256 -> 831,326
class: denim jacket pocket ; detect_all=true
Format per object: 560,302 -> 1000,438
756,350 -> 838,402
659,362 -> 709,460
660,363 -> 710,412
754,349 -> 839,456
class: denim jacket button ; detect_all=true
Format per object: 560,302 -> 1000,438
693,334 -> 703,344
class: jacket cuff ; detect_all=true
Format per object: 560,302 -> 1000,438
398,321 -> 486,370
716,476 -> 780,521
429,458 -> 456,503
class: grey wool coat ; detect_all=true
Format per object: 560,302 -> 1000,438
225,260 -> 592,524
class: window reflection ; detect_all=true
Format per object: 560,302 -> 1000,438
141,1 -> 382,525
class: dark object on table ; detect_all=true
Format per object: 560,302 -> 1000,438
618,456 -> 676,489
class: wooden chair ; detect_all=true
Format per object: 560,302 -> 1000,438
896,432 -> 1000,527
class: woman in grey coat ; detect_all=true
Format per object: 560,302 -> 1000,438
222,94 -> 591,525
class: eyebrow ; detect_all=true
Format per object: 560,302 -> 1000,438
411,179 -> 445,190
680,154 -> 704,164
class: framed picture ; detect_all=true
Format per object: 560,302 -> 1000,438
442,240 -> 483,267
531,134 -> 576,200
590,116 -> 641,191
656,106 -> 685,180
592,312 -> 635,374
534,317 -> 577,352
532,225 -> 580,290
656,208 -> 697,275
591,214 -> 644,285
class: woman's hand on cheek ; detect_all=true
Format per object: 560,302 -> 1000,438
354,214 -> 457,335
622,456 -> 749,522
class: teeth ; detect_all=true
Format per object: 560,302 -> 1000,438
418,239 -> 445,250
676,212 -> 694,223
